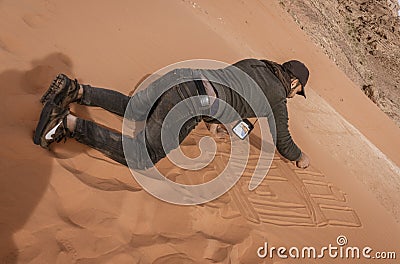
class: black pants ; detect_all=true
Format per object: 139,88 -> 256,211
72,80 -> 204,169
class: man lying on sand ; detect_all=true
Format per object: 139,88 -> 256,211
33,58 -> 310,169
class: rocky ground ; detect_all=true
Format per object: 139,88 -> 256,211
278,0 -> 400,126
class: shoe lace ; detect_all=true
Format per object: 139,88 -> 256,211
53,114 -> 71,143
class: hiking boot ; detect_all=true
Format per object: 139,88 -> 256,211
40,73 -> 81,108
33,101 -> 71,149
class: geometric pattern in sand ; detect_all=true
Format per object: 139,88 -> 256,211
205,134 -> 362,228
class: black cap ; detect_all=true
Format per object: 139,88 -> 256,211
282,60 -> 309,98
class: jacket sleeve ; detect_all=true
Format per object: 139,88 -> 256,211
271,100 -> 302,161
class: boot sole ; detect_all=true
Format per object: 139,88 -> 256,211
40,74 -> 70,104
33,102 -> 56,148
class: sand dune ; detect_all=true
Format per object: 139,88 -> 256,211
1,0 -> 400,263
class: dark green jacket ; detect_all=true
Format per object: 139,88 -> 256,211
200,58 -> 302,161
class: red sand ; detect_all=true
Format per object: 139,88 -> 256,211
1,1 -> 399,263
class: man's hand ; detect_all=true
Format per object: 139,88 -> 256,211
296,152 -> 310,169
207,123 -> 228,139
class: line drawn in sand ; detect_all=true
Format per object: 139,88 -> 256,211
59,121 -> 361,229
209,135 -> 362,228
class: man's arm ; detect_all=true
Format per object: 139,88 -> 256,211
271,100 -> 302,161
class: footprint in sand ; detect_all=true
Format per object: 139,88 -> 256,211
56,238 -> 78,261
152,253 -> 196,264
22,13 -> 46,28
0,38 -> 12,53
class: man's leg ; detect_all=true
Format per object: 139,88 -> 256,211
79,68 -> 189,121
78,68 -> 189,120
42,70 -> 188,121
142,83 -> 201,165
41,74 -> 131,117
79,85 -> 130,117
67,82 -> 201,168
69,115 -> 129,166
35,71 -> 202,166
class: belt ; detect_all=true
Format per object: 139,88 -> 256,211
194,79 -> 210,107
194,78 -> 219,117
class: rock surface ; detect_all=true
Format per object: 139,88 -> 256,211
278,0 -> 400,126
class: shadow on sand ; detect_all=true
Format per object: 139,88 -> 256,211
0,52 -> 74,263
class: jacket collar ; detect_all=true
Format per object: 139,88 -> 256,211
261,60 -> 292,97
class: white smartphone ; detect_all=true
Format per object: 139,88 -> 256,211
232,119 -> 254,140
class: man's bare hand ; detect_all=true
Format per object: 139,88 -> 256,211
296,152 -> 310,169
